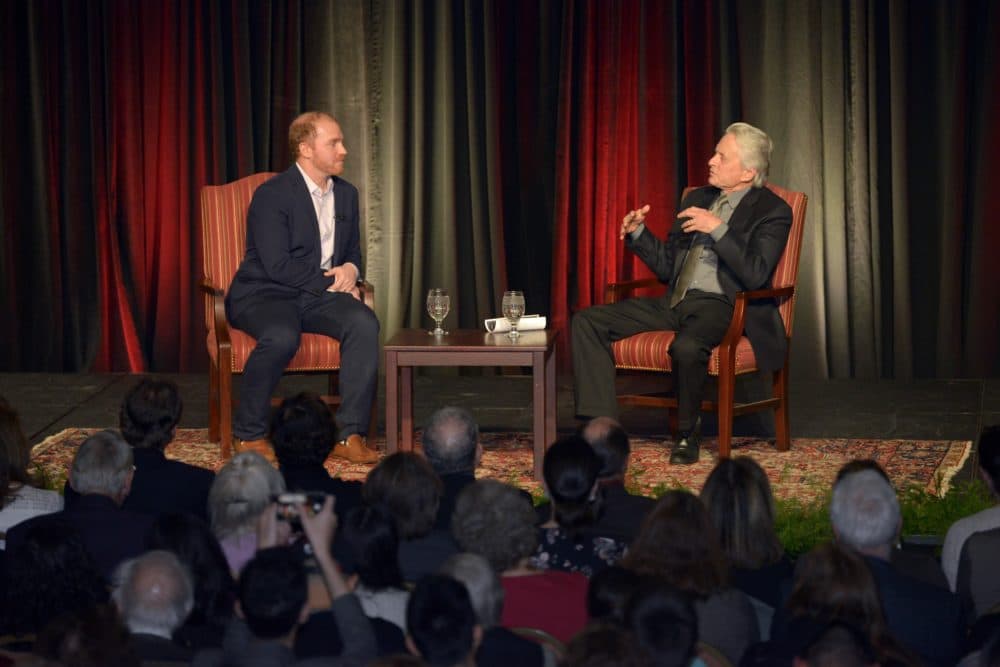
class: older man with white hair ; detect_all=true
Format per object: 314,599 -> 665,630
113,549 -> 195,663
572,122 -> 792,465
830,468 -> 963,667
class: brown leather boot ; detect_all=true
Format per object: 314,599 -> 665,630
327,434 -> 379,464
233,437 -> 278,466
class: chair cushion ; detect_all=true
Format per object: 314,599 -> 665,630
206,327 -> 342,372
611,331 -> 758,375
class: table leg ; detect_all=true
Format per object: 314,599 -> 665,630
532,350 -> 545,481
545,342 -> 556,450
401,366 -> 414,452
385,350 -> 399,454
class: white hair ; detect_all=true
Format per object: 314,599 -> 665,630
830,470 -> 900,550
112,550 -> 194,638
208,451 -> 285,539
726,122 -> 773,187
69,429 -> 134,497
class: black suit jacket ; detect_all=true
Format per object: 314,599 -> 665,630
225,165 -> 364,322
627,185 -> 792,372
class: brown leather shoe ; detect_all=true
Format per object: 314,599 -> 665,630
327,434 -> 379,464
233,437 -> 278,466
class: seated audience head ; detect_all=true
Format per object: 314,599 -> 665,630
439,553 -> 504,628
587,565 -> 643,623
700,456 -> 783,569
118,377 -> 182,450
69,429 -> 135,504
2,520 -> 108,636
786,541 -> 912,665
450,479 -> 538,573
147,512 -> 236,630
580,416 -> 631,481
363,451 -> 443,540
406,574 -> 481,667
794,622 -> 879,667
112,549 -> 195,638
237,545 -> 308,641
830,468 -> 900,559
421,406 -> 481,476
269,392 -> 337,468
33,603 -> 141,667
834,458 -> 891,484
0,397 -> 34,500
977,425 -> 1000,496
341,503 -> 404,590
208,450 -> 286,540
621,490 -> 727,596
562,623 -> 651,667
542,434 -> 603,535
625,580 -> 699,667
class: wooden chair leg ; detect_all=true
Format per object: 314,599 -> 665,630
773,367 -> 790,451
716,370 -> 735,459
219,363 -> 234,460
208,359 -> 220,442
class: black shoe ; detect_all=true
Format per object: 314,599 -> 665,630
669,417 -> 702,465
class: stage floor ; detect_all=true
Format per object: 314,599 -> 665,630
2,372 -> 998,484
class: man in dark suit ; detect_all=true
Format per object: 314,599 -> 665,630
225,111 -> 379,464
831,468 -> 964,667
572,122 -> 791,464
421,406 -> 482,531
6,429 -> 154,582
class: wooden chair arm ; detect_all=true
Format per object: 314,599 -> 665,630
605,278 -> 664,304
199,277 -> 230,342
358,280 -> 375,309
719,285 -> 796,350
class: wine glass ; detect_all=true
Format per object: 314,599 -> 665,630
501,290 -> 525,339
426,288 -> 450,335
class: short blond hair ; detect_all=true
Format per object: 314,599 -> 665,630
288,111 -> 335,159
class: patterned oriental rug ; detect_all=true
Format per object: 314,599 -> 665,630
31,428 -> 971,504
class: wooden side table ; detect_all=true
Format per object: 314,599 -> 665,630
384,328 -> 558,481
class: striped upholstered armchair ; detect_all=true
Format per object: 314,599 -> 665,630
199,172 -> 374,458
605,183 -> 807,459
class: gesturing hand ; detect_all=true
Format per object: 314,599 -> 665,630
619,205 -> 651,240
676,206 -> 723,235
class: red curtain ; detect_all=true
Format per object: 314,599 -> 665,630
550,0 -> 721,362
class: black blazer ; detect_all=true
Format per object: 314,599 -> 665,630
627,185 -> 792,372
225,165 -> 364,322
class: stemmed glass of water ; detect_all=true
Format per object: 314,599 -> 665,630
501,290 -> 525,339
426,288 -> 450,336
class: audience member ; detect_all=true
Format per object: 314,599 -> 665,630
793,622 -> 880,667
561,623 -> 651,667
535,435 -> 626,577
207,450 -> 287,576
439,552 -> 546,667
340,504 -> 409,632
744,541 -> 916,667
586,566 -> 643,624
451,479 -> 589,644
831,468 -> 963,666
579,416 -> 655,541
406,574 -> 482,667
5,429 -> 153,581
111,549 -> 195,663
193,495 -> 377,666
700,455 -> 792,637
625,580 -> 699,667
0,520 -> 108,647
363,452 -> 457,582
115,377 -> 215,520
270,392 -> 364,519
421,406 -> 482,531
0,398 -> 62,549
32,603 -> 141,667
147,512 -> 236,650
622,490 -> 758,664
943,425 -> 1000,590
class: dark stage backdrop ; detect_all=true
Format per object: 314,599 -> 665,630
1,0 -> 998,379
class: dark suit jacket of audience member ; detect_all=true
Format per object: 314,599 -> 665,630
477,625 -> 544,667
731,555 -> 795,609
434,471 -> 476,531
62,447 -> 215,521
130,632 -> 195,663
280,465 -> 364,520
534,481 -> 655,543
864,555 -> 964,667
5,494 -> 154,581
295,609 -> 406,659
399,529 -> 460,584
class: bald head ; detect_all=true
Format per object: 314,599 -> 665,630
581,417 -> 630,479
422,407 -> 480,475
113,550 -> 194,638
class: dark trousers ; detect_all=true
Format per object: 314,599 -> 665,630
230,291 -> 380,441
571,290 -> 732,433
